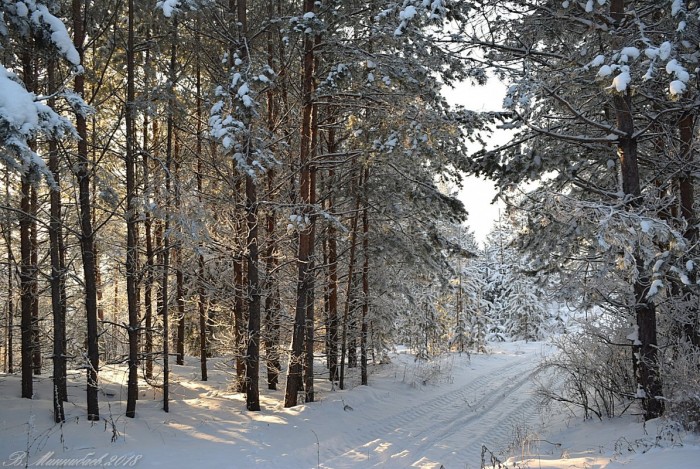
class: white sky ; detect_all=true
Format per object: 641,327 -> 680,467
458,176 -> 503,244
444,77 -> 509,245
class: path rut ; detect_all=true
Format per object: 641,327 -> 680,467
320,353 -> 544,468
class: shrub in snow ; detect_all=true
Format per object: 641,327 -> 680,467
539,312 -> 636,420
660,339 -> 700,432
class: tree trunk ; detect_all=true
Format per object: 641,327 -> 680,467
175,149 -> 186,367
613,87 -> 663,420
48,62 -> 67,422
144,160 -> 154,380
284,0 -> 316,408
30,185 -> 39,376
19,48 -> 36,399
195,20 -> 208,380
70,0 -> 100,418
19,173 -> 32,399
19,175 -> 33,399
303,54 -> 320,403
325,123 -> 339,383
264,285 -> 281,390
22,50 -> 40,378
92,96 -> 104,324
327,211 -> 339,383
161,202 -> 170,396
263,0 -> 281,391
4,167 -> 13,374
161,15 -> 180,414
360,167 -> 370,386
125,0 -> 140,419
245,168 -> 261,410
176,256 -> 185,366
198,253 -> 208,381
606,1 -> 662,420
678,112 -> 699,346
263,168 -> 280,390
161,221 -> 170,415
340,173 -> 361,390
155,219 -> 164,346
233,0 -> 261,412
94,251 -> 104,322
234,255 -> 246,391
76,114 -> 100,410
143,37 -> 155,380
348,317 -> 357,368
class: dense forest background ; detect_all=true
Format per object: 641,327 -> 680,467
1,0 -> 699,432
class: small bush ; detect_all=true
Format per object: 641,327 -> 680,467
661,340 -> 700,432
538,315 -> 636,420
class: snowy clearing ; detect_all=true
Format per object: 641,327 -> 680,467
1,341 -> 698,468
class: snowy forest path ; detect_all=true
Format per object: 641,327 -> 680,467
0,345 -> 550,469
319,348 -> 545,468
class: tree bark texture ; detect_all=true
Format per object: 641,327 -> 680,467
48,63 -> 67,422
610,10 -> 663,419
125,0 -> 140,419
284,0 -> 316,408
361,167 -> 370,386
73,0 -> 100,420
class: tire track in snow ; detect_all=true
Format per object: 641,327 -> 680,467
400,366 -> 542,468
320,353 -> 540,468
423,368 -> 544,468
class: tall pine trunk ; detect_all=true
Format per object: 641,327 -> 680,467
360,167 -> 370,386
233,253 -> 245,391
73,0 -> 100,420
227,0 -> 246,394
303,52 -> 320,403
19,172 -> 32,399
125,0 -> 140,418
4,167 -> 13,374
197,252 -> 208,381
30,185 -> 39,376
144,151 -> 155,380
175,252 -> 186,366
263,167 -> 280,390
284,0 -> 316,408
262,0 -> 281,391
92,84 -> 104,324
326,210 -> 339,383
48,62 -> 67,422
22,51 -> 40,378
195,17 -> 208,381
678,112 -> 699,346
339,171 -> 361,390
161,15 -> 179,414
19,48 -> 36,399
234,0 -> 262,412
175,142 -> 186,367
609,0 -> 663,421
325,123 -> 339,383
143,31 -> 155,380
244,174 -> 261,410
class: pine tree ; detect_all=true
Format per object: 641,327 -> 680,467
465,0 -> 700,420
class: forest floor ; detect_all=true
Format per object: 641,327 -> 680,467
1,341 -> 698,468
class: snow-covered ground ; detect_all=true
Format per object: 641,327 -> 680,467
1,342 -> 698,468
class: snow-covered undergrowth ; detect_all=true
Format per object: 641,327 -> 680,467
0,341 -> 697,468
